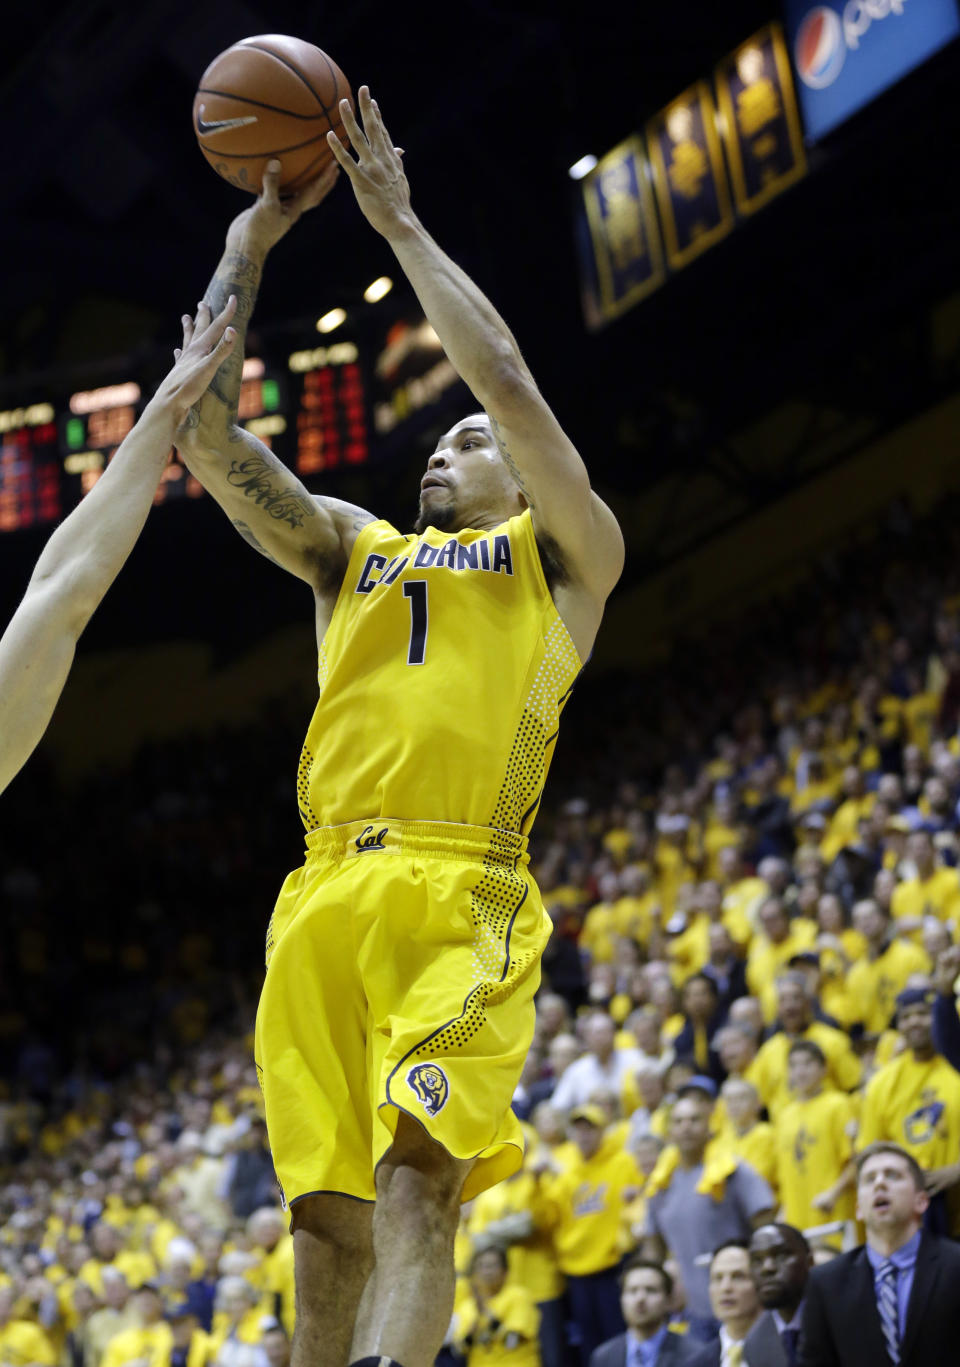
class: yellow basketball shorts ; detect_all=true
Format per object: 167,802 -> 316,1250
254,817 -> 551,1208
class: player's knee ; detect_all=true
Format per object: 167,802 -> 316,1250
374,1112 -> 473,1235
291,1193 -> 375,1299
375,1158 -> 464,1245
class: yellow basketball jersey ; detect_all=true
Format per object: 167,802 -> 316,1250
297,509 -> 582,832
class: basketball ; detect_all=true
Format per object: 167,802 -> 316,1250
193,35 -> 352,196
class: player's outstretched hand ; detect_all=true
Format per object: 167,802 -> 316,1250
158,296 -> 238,430
227,158 -> 341,255
326,86 -> 411,238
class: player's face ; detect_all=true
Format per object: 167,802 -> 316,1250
620,1268 -> 668,1332
856,1152 -> 929,1229
414,415 -> 522,533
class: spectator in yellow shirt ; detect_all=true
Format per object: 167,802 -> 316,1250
717,1079 -> 778,1198
613,866 -> 660,950
891,830 -> 960,936
468,1165 -> 564,1367
580,875 -> 623,966
845,899 -> 930,1033
0,1285 -> 56,1367
79,1224 -> 157,1300
746,900 -> 817,1024
750,974 -> 861,1120
101,1285 -> 172,1367
538,1106 -> 643,1363
247,1208 -> 294,1338
452,1246 -> 540,1367
821,766 -> 875,863
858,986 -> 960,1234
85,1268 -> 138,1367
774,1041 -> 855,1239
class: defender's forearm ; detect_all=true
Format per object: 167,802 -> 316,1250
0,400 -> 178,794
31,398 -> 178,615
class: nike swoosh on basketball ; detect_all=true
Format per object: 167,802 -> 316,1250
196,107 -> 259,136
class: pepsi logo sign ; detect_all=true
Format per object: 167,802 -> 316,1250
795,6 -> 847,88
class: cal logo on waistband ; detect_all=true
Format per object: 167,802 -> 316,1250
354,823 -> 391,853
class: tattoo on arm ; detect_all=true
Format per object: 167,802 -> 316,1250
230,520 -> 282,566
490,415 -> 535,508
226,453 -> 318,530
203,249 -> 263,421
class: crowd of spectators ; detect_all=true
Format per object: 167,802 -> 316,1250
6,492 -> 960,1365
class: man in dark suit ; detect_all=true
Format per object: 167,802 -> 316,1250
799,1141 -> 960,1365
743,1224 -> 811,1367
589,1256 -> 701,1367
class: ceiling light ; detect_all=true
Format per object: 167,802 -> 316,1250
568,154 -> 598,181
363,276 -> 393,303
316,308 -> 346,334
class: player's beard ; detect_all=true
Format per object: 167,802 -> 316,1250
414,497 -> 457,534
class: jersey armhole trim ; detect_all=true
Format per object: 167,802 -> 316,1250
318,518 -> 393,658
517,509 -> 585,671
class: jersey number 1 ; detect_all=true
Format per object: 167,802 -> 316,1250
403,580 -> 429,665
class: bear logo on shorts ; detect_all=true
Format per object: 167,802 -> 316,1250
407,1062 -> 449,1116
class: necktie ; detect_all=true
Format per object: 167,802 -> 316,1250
781,1327 -> 800,1367
877,1259 -> 901,1365
727,1344 -> 743,1367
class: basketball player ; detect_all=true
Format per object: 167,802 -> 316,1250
175,88 -> 623,1367
0,298 -> 238,797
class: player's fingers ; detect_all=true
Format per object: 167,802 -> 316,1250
368,95 -> 397,156
196,295 -> 238,350
181,313 -> 195,348
174,348 -> 182,362
185,327 -> 237,391
292,162 -> 340,216
260,159 -> 283,205
193,301 -> 213,337
338,96 -> 369,155
359,87 -> 387,151
326,128 -> 358,174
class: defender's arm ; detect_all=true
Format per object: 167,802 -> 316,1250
177,162 -> 375,587
0,301 -> 237,794
328,90 -> 624,600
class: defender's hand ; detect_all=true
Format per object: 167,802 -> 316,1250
227,158 -> 340,255
326,86 -> 411,238
157,297 -> 238,430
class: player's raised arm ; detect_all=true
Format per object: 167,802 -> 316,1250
176,161 -> 375,589
327,87 -> 624,602
0,300 -> 238,796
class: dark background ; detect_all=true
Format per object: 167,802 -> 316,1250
2,0 -> 959,642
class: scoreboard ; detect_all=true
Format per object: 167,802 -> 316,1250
0,405 -> 60,532
0,331 -> 395,535
0,302 -> 466,535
